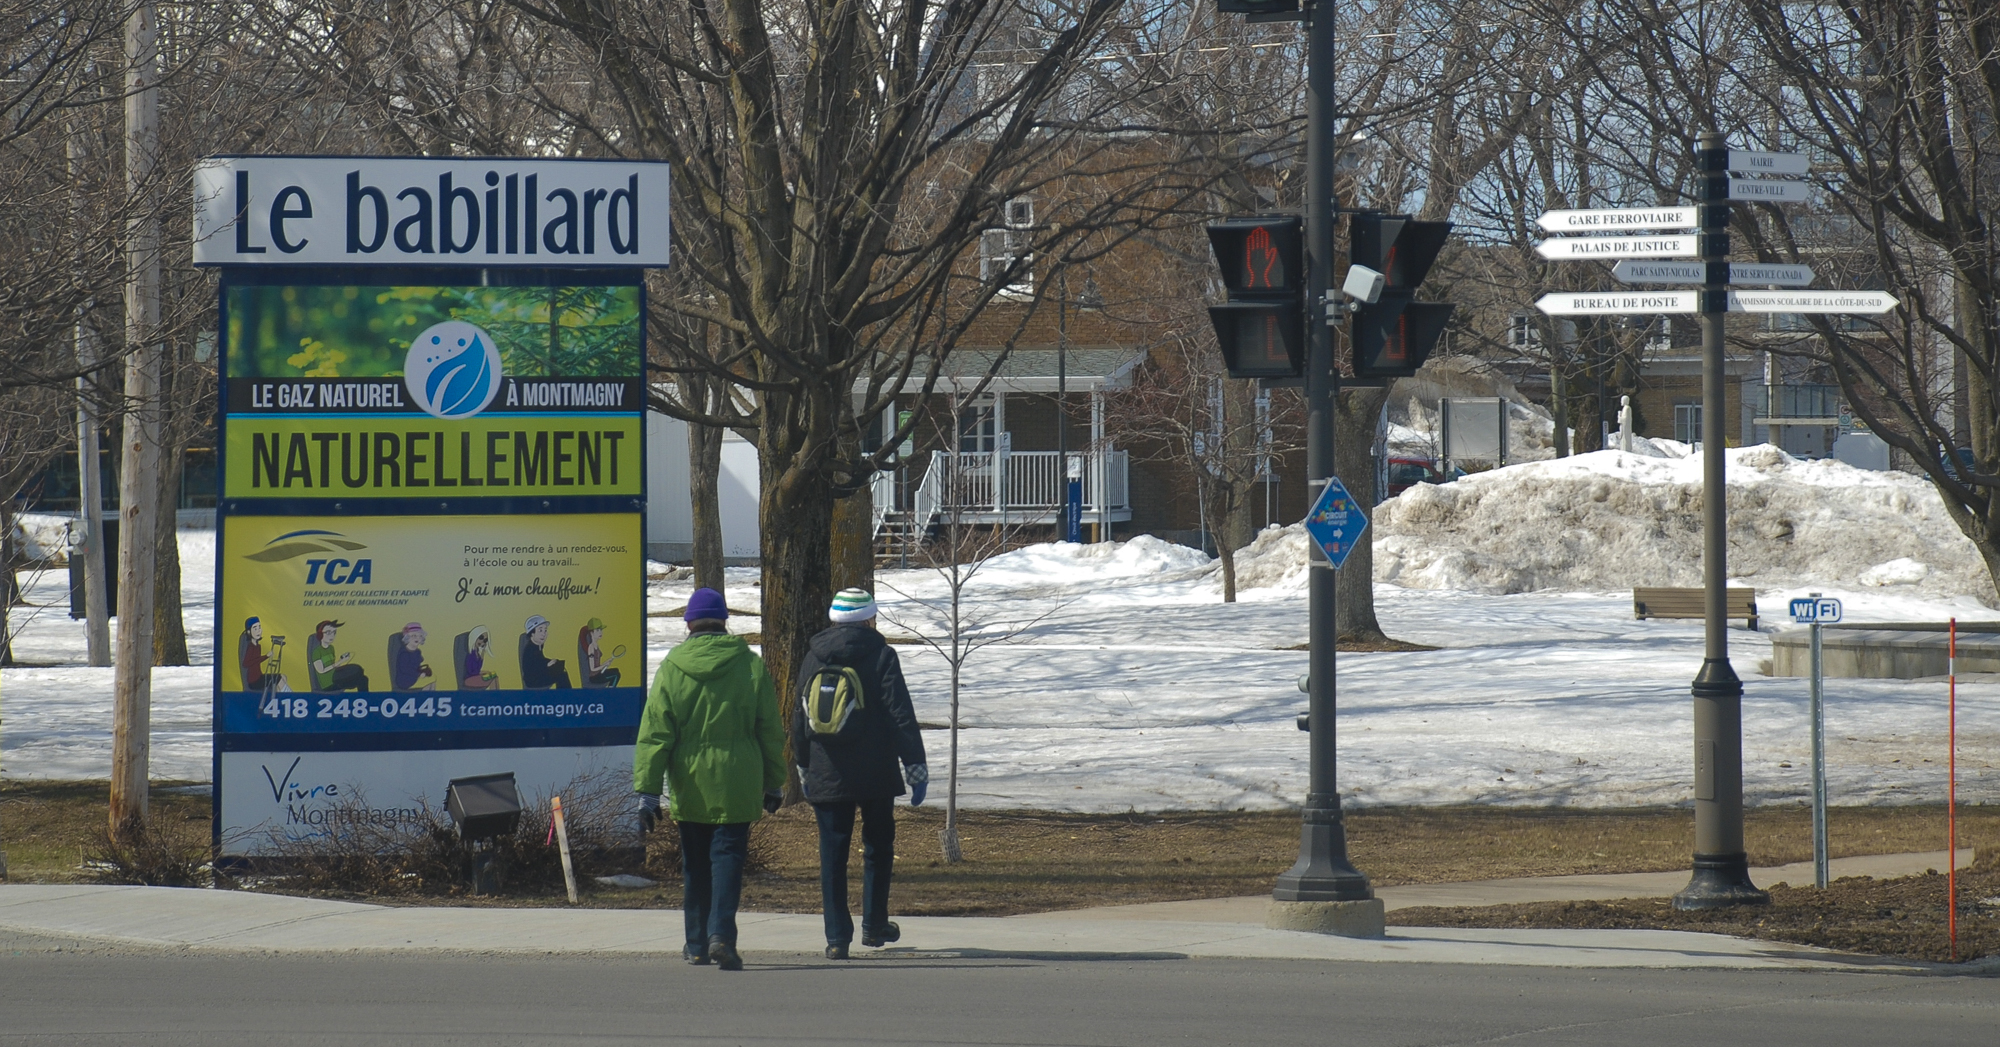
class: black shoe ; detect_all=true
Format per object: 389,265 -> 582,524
860,921 -> 900,948
825,943 -> 849,960
709,937 -> 743,971
682,944 -> 710,966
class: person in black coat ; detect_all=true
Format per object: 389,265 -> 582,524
793,587 -> 927,959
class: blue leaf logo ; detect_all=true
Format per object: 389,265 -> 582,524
405,321 -> 501,419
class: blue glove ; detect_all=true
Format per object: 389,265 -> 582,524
906,763 -> 928,807
636,791 -> 662,833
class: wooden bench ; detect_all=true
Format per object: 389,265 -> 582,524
1633,587 -> 1759,630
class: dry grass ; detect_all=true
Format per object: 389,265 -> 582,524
4,781 -> 1992,930
1389,849 -> 2000,964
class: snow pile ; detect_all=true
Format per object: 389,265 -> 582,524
1227,524 -> 1314,592
10,513 -> 76,563
969,534 -> 1213,586
1371,445 -> 1990,598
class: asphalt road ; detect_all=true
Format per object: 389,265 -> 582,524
1,933 -> 1993,1047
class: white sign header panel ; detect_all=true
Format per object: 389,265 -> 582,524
1536,291 -> 1700,315
194,156 -> 671,267
1535,234 -> 1701,260
1727,178 -> 1811,202
1534,206 -> 1699,232
1728,290 -> 1899,314
1726,150 -> 1810,176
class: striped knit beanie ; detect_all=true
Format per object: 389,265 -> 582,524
828,588 -> 877,623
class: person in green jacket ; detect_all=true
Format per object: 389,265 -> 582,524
633,587 -> 785,971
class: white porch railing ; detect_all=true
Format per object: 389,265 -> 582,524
876,450 -> 1129,537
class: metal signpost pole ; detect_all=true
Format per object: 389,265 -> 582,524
1676,131 -> 1765,909
1808,592 -> 1827,888
1269,0 -> 1376,931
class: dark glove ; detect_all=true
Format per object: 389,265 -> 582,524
763,791 -> 783,814
906,763 -> 928,807
636,791 -> 662,833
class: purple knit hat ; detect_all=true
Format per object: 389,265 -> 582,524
685,587 -> 728,622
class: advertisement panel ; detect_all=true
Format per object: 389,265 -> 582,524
216,265 -> 646,858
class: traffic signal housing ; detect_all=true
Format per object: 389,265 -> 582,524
1207,216 -> 1304,379
1349,214 -> 1455,379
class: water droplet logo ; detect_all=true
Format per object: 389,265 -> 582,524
404,321 -> 502,420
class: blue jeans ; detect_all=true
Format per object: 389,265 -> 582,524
678,821 -> 749,948
813,797 -> 895,946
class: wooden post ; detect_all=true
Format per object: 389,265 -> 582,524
111,2 -> 162,838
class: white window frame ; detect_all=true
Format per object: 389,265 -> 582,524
981,197 -> 1034,298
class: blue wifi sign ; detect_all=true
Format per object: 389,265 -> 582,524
1788,597 -> 1843,624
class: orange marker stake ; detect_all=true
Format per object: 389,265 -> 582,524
552,795 -> 579,905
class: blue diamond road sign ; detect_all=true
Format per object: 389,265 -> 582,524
1304,477 -> 1368,570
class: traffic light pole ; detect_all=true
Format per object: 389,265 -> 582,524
1674,130 -> 1767,910
1269,0 -> 1378,933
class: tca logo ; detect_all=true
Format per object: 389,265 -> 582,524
305,557 -> 373,585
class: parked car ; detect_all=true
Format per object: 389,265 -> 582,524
1941,446 -> 1976,484
1386,457 -> 1445,497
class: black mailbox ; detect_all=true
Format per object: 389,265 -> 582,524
445,772 -> 523,841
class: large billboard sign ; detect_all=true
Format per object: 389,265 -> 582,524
205,157 -> 661,857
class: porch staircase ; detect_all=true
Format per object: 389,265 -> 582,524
872,508 -> 936,567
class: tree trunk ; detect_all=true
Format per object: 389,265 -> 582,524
687,418 -> 726,595
829,429 -> 874,595
757,451 -> 836,794
1550,363 -> 1570,458
0,501 -> 15,666
151,439 -> 187,666
1334,386 -> 1388,643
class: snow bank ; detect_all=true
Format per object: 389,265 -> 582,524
970,534 -> 1214,586
1229,445 -> 1991,602
11,513 -> 75,563
1374,445 -> 1990,598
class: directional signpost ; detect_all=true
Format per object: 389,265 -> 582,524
1612,260 -> 1815,286
1523,136 -> 1902,912
1303,476 -> 1368,570
1534,234 -> 1701,260
1728,290 -> 1899,314
1537,291 -> 1699,315
1789,594 -> 1843,890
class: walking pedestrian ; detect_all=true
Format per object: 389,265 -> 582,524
633,587 -> 785,971
794,588 -> 928,960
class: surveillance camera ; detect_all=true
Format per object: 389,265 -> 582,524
1342,265 -> 1385,304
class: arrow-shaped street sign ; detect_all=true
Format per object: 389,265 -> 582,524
1727,149 -> 1809,176
1728,290 -> 1899,314
1728,178 -> 1811,203
1536,291 -> 1700,315
1611,260 -> 1815,286
1534,206 -> 1698,233
1535,234 -> 1701,260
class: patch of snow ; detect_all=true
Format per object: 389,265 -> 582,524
1857,557 -> 1930,587
12,513 -> 77,563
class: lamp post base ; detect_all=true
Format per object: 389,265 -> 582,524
1267,899 -> 1385,937
1671,852 -> 1769,910
1272,795 -> 1372,903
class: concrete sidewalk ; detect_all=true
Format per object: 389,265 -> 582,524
3,846 -> 1985,973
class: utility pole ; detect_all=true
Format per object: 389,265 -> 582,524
70,123 -> 111,667
1265,0 -> 1379,935
1673,131 -> 1765,909
111,2 -> 162,838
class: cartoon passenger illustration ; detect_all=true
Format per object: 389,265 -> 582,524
519,614 -> 572,689
390,622 -> 436,692
458,626 -> 501,690
238,616 -> 290,694
580,617 -> 621,688
307,619 -> 370,693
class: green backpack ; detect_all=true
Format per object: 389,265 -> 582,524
801,664 -> 866,735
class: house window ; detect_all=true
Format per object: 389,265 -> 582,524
981,198 -> 1034,297
1674,401 -> 1702,445
1507,312 -> 1541,349
957,397 -> 996,452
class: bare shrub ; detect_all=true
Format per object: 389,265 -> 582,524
85,819 -> 210,887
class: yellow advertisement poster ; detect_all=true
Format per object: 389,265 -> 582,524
220,514 -> 643,735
